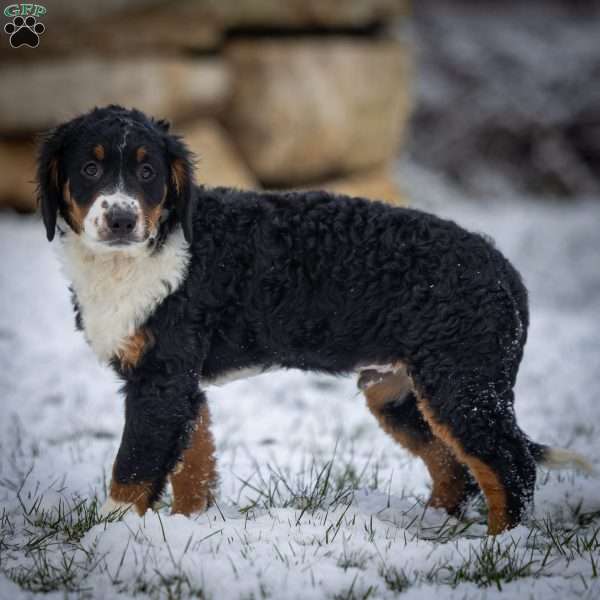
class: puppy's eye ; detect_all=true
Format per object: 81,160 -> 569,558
81,161 -> 102,179
137,163 -> 155,182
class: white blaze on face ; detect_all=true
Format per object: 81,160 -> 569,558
82,190 -> 144,242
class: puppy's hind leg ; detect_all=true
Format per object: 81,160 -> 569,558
360,366 -> 479,516
416,376 -> 536,535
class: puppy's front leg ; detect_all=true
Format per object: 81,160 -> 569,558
101,370 -> 208,517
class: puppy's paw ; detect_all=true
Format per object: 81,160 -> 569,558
99,497 -> 134,520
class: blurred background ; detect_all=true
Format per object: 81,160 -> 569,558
0,0 -> 412,209
1,0 -> 600,210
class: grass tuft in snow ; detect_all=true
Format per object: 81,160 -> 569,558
442,537 -> 537,590
2,453 -> 599,598
332,574 -> 376,600
130,572 -> 210,600
379,565 -> 412,593
236,446 -> 379,517
1,489 -> 105,593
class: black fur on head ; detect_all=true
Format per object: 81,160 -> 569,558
36,105 -> 197,245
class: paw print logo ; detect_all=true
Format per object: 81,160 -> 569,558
4,15 -> 45,48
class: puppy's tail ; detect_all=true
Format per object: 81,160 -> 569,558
528,441 -> 596,475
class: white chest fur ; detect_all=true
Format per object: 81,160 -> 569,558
57,229 -> 191,362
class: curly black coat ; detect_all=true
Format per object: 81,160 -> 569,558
37,106 -> 552,534
128,187 -> 535,523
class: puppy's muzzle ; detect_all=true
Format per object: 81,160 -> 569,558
105,207 -> 139,244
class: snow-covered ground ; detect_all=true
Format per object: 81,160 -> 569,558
1,170 -> 599,599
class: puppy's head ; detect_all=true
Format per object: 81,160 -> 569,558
37,105 -> 196,250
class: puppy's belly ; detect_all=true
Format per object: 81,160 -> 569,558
200,362 -> 410,388
200,365 -> 280,387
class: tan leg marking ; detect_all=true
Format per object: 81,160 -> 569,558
360,364 -> 413,409
363,366 -> 473,515
117,327 -> 154,371
419,439 -> 474,514
362,365 -> 421,455
418,399 -> 509,534
109,478 -> 154,516
170,404 -> 217,515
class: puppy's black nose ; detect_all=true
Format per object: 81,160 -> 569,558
106,208 -> 137,234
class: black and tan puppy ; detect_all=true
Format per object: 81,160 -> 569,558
37,105 -> 591,534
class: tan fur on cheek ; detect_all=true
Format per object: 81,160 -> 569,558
136,146 -> 147,162
63,180 -> 91,234
142,185 -> 167,237
144,205 -> 163,236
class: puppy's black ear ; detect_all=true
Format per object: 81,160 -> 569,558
164,134 -> 196,244
37,123 -> 70,241
153,118 -> 171,133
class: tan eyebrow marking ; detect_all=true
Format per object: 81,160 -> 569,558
136,146 -> 147,162
93,145 -> 105,160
